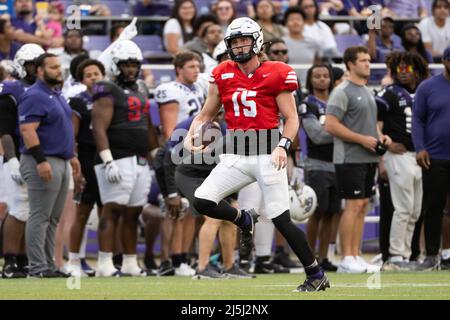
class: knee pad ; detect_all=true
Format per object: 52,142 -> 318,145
193,197 -> 217,215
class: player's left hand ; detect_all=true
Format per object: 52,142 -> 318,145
379,134 -> 392,146
271,147 -> 287,171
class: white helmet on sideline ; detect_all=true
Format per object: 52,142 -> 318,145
13,44 -> 45,79
289,185 -> 317,222
213,40 -> 228,61
110,40 -> 143,76
224,17 -> 263,63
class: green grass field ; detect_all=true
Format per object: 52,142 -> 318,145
1,272 -> 450,300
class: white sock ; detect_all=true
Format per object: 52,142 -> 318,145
441,249 -> 450,260
123,254 -> 138,267
254,216 -> 274,257
68,252 -> 80,262
98,251 -> 113,265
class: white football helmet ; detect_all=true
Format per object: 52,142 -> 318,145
213,40 -> 228,61
13,44 -> 45,79
110,40 -> 143,76
224,17 -> 264,63
289,185 -> 317,222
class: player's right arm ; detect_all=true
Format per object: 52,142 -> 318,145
184,82 -> 222,151
91,96 -> 114,153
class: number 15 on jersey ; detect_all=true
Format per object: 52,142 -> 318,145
232,90 -> 257,118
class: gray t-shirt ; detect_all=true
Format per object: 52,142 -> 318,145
326,80 -> 379,164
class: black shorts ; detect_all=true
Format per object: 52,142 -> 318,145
304,170 -> 341,217
175,168 -> 237,216
78,150 -> 102,206
334,163 -> 377,200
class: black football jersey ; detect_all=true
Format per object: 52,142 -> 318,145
69,90 -> 95,153
299,95 -> 333,162
376,84 -> 415,151
92,80 -> 150,159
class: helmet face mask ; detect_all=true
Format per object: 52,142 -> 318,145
224,17 -> 264,63
117,59 -> 141,85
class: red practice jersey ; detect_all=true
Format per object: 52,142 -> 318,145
210,60 -> 299,130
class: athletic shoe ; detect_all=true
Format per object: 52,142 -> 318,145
413,256 -> 440,271
157,260 -> 175,276
28,269 -> 70,278
80,259 -> 96,277
296,272 -> 330,292
355,256 -> 381,273
254,256 -> 290,274
337,256 -> 367,274
121,265 -> 147,277
193,265 -> 227,279
320,258 -> 338,272
2,263 -> 27,279
96,266 -> 122,277
273,251 -> 302,268
239,209 -> 258,262
440,257 -> 450,270
63,262 -> 86,278
223,264 -> 255,279
175,263 -> 196,276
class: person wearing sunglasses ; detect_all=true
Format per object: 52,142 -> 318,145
376,51 -> 430,271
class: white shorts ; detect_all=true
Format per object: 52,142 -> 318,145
195,154 -> 289,219
2,162 -> 29,222
0,163 -> 9,205
94,156 -> 151,207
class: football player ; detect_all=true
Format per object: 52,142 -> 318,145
91,40 -> 159,277
0,44 -> 45,278
154,50 -> 203,276
65,59 -> 106,277
185,17 -> 329,291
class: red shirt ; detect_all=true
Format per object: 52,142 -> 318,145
210,60 -> 299,130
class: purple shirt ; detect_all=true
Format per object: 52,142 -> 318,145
11,16 -> 37,34
374,34 -> 404,62
19,80 -> 74,160
342,0 -> 384,14
384,0 -> 426,18
412,74 -> 450,160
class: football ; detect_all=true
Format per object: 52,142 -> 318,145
194,120 -> 222,148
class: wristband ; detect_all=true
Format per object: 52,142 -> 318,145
168,192 -> 179,199
29,145 -> 47,164
278,137 -> 292,152
99,149 -> 114,164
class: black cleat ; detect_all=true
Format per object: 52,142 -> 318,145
296,273 -> 330,292
254,256 -> 290,274
239,209 -> 258,261
441,257 -> 450,270
157,260 -> 175,276
2,263 -> 27,279
28,269 -> 70,278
